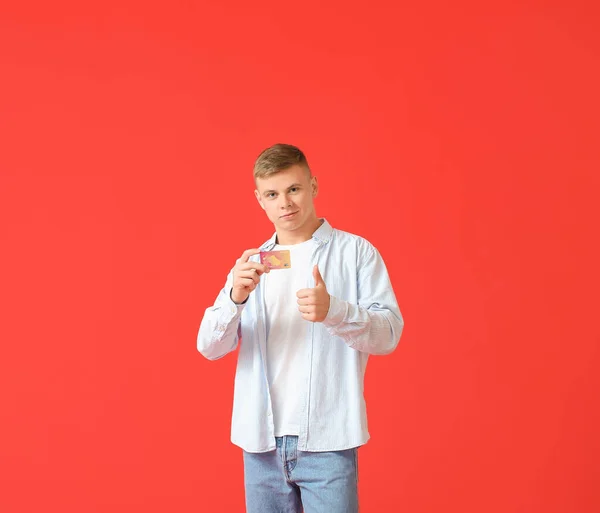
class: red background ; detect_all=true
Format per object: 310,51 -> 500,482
1,1 -> 599,512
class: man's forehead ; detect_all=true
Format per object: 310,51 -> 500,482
256,170 -> 311,191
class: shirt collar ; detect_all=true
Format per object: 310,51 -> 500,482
259,218 -> 333,251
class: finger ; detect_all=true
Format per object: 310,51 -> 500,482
236,272 -> 259,286
297,297 -> 313,306
236,276 -> 258,287
296,288 -> 312,298
239,262 -> 270,275
240,248 -> 262,263
298,305 -> 313,314
239,271 -> 260,285
313,265 -> 325,287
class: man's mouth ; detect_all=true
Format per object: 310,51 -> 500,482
280,211 -> 299,219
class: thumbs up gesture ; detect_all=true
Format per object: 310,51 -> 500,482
296,265 -> 331,322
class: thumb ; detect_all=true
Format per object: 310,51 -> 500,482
313,265 -> 324,288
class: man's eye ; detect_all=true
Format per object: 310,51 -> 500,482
290,187 -> 298,193
267,193 -> 276,198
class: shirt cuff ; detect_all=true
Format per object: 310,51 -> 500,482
322,294 -> 347,327
227,288 -> 247,315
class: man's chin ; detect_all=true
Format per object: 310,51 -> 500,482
275,219 -> 300,231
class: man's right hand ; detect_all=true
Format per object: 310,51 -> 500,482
230,249 -> 270,304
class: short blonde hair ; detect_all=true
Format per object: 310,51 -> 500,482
253,143 -> 311,180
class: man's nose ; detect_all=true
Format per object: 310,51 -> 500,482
279,195 -> 291,208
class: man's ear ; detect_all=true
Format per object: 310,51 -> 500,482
254,189 -> 265,210
311,176 -> 319,198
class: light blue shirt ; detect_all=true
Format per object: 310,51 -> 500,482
197,219 -> 404,453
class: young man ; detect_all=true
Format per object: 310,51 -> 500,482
197,143 -> 404,513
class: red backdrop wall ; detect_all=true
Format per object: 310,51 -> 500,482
1,1 -> 598,512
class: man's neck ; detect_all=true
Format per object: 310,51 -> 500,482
275,218 -> 323,246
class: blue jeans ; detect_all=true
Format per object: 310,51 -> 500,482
243,435 -> 359,513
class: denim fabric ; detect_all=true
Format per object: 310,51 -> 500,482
243,435 -> 359,513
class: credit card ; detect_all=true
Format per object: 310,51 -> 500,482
260,250 -> 291,269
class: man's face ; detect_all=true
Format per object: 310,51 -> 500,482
254,165 -> 318,234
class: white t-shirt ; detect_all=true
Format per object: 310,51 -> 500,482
263,238 -> 315,436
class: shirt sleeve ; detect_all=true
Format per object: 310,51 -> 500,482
197,267 -> 247,360
321,245 -> 404,355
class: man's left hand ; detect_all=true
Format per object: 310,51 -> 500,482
297,265 -> 331,323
